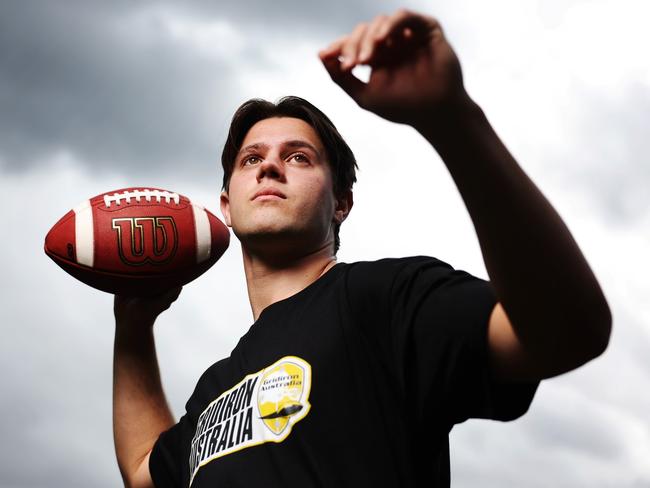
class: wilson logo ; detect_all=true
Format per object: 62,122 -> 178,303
111,217 -> 178,266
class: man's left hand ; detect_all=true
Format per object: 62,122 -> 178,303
319,9 -> 469,129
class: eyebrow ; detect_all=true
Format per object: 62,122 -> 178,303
237,140 -> 323,159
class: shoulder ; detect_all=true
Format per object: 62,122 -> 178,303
337,255 -> 463,315
346,255 -> 452,268
343,255 -> 454,279
183,357 -> 231,418
341,255 -> 457,293
340,255 -> 496,325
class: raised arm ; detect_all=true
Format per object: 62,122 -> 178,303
113,288 -> 180,488
319,9 -> 611,381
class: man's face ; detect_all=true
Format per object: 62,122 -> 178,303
220,117 -> 349,257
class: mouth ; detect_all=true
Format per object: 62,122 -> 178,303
252,189 -> 287,201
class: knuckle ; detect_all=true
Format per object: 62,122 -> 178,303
341,43 -> 356,56
352,22 -> 367,35
427,15 -> 441,27
371,16 -> 388,33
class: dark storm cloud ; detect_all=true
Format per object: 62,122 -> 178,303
0,0 -> 405,180
0,1 -> 239,180
181,0 -> 396,32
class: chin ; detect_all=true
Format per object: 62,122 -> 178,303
234,219 -> 292,240
236,225 -> 327,257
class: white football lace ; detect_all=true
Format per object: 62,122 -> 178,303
103,189 -> 181,207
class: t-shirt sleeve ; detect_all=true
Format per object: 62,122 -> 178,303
148,357 -> 231,487
149,414 -> 192,488
345,256 -> 538,426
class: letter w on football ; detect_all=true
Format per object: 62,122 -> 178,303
44,187 -> 230,295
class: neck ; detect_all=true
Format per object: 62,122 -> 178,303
241,243 -> 338,321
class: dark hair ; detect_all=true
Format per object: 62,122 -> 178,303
221,96 -> 358,252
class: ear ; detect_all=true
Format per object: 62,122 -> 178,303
333,190 -> 353,224
220,190 -> 232,227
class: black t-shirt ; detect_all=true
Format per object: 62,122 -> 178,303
150,256 -> 538,487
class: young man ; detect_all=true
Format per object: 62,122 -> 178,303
112,9 -> 611,488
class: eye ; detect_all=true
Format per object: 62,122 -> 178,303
288,153 -> 310,164
242,155 -> 261,166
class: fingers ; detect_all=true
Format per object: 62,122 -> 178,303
341,22 -> 367,70
115,286 -> 182,304
163,286 -> 182,302
320,17 -> 387,71
319,35 -> 345,60
358,15 -> 389,65
319,9 -> 443,110
114,286 -> 183,319
382,8 -> 441,43
319,9 -> 440,71
317,16 -> 390,103
160,286 -> 182,311
318,14 -> 393,105
320,52 -> 367,104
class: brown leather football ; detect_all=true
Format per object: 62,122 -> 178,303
44,187 -> 230,295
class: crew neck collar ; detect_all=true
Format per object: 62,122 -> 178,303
253,261 -> 345,323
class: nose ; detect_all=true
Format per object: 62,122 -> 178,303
256,155 -> 285,182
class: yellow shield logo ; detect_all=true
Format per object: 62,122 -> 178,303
257,358 -> 311,436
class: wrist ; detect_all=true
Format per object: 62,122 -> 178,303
414,92 -> 484,144
115,318 -> 155,344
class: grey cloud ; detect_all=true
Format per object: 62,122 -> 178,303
0,287 -> 120,487
0,0 -> 409,181
526,404 -> 625,460
4,2 -> 648,487
555,83 -> 650,224
0,1 -> 239,181
174,0 -> 398,33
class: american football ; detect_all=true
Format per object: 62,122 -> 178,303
44,187 -> 230,295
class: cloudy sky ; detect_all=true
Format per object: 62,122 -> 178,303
1,0 -> 649,486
